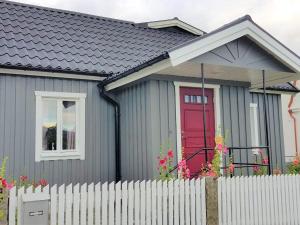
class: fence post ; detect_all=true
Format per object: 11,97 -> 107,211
205,177 -> 219,225
0,189 -> 8,225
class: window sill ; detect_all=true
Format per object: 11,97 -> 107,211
36,150 -> 85,161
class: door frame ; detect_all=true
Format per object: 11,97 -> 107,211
174,81 -> 221,163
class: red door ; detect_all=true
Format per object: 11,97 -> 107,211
180,87 -> 215,176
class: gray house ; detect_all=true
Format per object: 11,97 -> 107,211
0,1 -> 300,185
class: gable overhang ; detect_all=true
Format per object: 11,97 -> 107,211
147,18 -> 205,36
105,17 -> 300,91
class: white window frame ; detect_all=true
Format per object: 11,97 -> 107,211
250,103 -> 260,154
35,91 -> 86,161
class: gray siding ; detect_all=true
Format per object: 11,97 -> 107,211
250,92 -> 285,170
192,36 -> 292,72
117,80 -> 285,180
117,80 -> 177,181
0,74 -> 115,185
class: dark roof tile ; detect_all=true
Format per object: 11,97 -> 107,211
0,0 -> 197,75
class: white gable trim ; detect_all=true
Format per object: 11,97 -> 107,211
169,20 -> 300,72
147,19 -> 204,36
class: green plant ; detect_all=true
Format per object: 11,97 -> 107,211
287,156 -> 300,174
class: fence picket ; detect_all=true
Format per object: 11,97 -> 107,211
9,186 -> 17,225
179,179 -> 185,225
157,180 -> 162,225
17,187 -> 24,225
162,181 -> 168,225
151,180 -> 157,225
134,181 -> 140,225
140,181 -> 146,225
50,185 -> 57,225
115,182 -> 121,225
128,181 -> 134,225
173,179 -> 179,225
108,182 -> 115,225
146,181 -> 151,225
190,179 -> 195,225
185,180 -> 190,225
66,184 -> 73,225
81,183 -> 87,225
88,183 -> 94,225
168,180 -> 174,225
73,184 -> 80,225
94,183 -> 101,225
122,181 -> 128,225
58,184 -> 65,225
101,182 -> 108,225
200,178 -> 206,225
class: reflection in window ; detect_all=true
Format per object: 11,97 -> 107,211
42,99 -> 57,151
62,101 -> 76,150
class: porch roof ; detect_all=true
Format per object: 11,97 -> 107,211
105,15 -> 300,91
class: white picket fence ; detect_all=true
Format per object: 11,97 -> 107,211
9,179 -> 206,225
218,175 -> 300,225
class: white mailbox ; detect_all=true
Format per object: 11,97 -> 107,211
20,193 -> 50,225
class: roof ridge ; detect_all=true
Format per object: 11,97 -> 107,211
0,0 -> 135,25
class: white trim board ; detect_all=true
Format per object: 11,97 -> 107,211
0,68 -> 104,81
147,19 -> 204,36
174,82 -> 221,162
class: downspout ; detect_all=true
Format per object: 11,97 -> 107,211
288,81 -> 299,156
97,82 -> 121,182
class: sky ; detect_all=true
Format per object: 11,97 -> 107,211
13,0 -> 300,55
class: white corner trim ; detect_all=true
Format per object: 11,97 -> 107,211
0,68 -> 104,81
147,19 -> 204,36
35,91 -> 86,162
105,59 -> 172,91
169,20 -> 300,72
174,81 -> 221,162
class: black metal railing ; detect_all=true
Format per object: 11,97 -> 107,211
223,146 -> 271,176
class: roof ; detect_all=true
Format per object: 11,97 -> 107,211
0,0 -> 197,76
268,82 -> 300,93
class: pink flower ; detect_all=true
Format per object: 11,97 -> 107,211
293,158 -> 299,166
39,179 -> 48,187
159,159 -> 166,166
216,143 -> 223,151
162,165 -> 167,171
229,164 -> 235,173
185,168 -> 191,179
6,182 -> 14,190
1,179 -> 7,188
253,166 -> 259,172
178,159 -> 187,169
262,158 -> 268,165
20,175 -> 28,182
167,150 -> 174,158
208,163 -> 212,169
223,146 -> 228,154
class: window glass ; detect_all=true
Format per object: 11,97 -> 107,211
42,99 -> 57,151
184,95 -> 190,103
62,101 -> 76,150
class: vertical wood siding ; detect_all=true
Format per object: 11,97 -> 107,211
0,74 -> 115,185
250,92 -> 285,170
117,80 -> 177,181
118,80 -> 285,180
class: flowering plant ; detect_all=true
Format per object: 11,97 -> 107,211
287,155 -> 300,174
157,145 -> 175,181
252,149 -> 268,175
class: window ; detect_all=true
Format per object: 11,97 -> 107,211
35,91 -> 86,161
250,103 -> 260,154
184,95 -> 208,104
